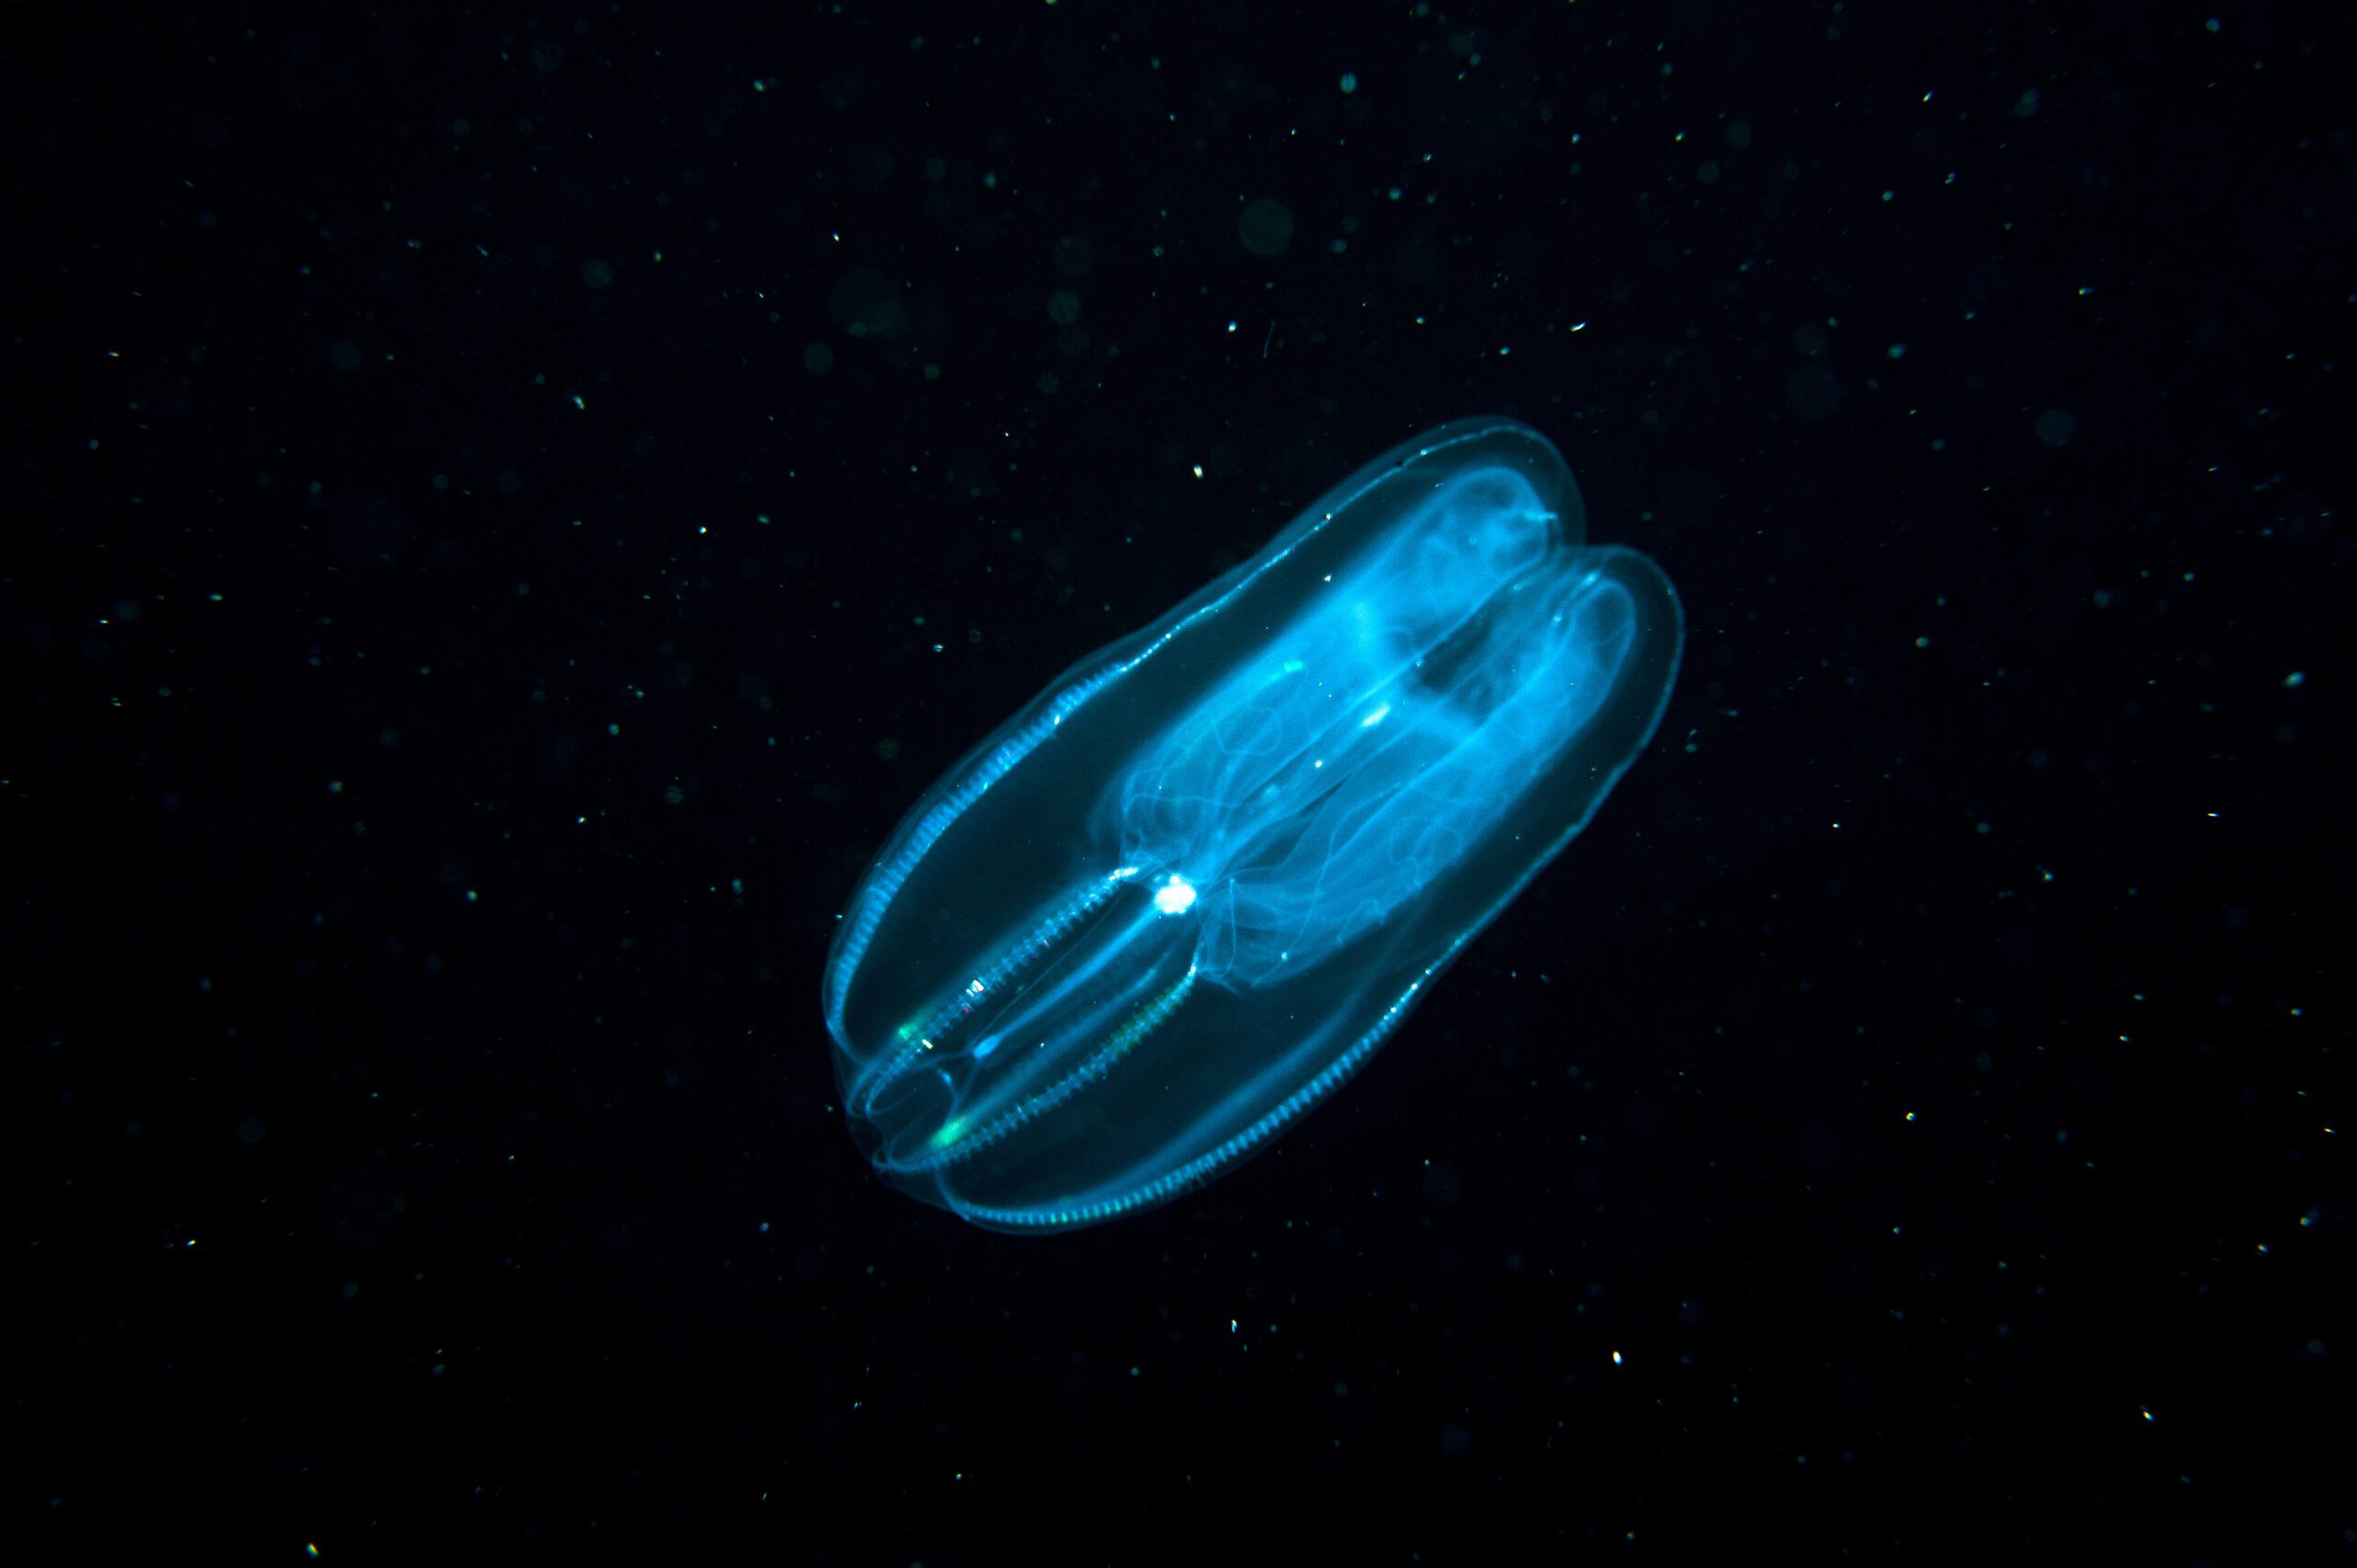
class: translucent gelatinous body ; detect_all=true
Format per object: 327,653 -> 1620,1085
821,419 -> 1682,1231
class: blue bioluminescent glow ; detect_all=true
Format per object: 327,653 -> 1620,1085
821,418 -> 1683,1232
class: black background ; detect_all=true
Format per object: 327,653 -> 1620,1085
9,1 -> 2349,1561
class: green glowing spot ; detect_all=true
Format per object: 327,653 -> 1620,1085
934,1118 -> 966,1149
1098,968 -> 1198,1067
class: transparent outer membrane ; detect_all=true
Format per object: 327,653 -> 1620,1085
822,419 -> 1683,1232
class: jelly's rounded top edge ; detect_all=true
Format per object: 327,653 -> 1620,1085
1343,415 -> 1584,543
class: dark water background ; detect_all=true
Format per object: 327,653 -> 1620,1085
10,2 -> 2348,1559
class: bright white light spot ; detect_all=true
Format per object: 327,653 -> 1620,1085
1154,876 -> 1197,915
1361,703 -> 1391,727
